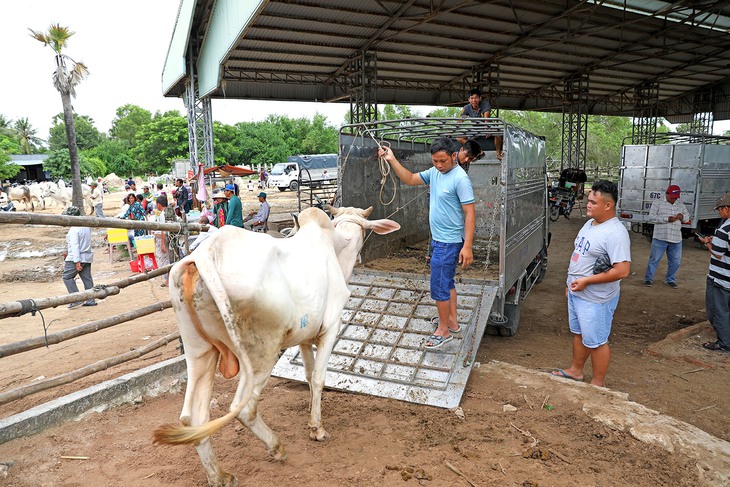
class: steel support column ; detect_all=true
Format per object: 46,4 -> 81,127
631,82 -> 659,144
472,64 -> 500,117
184,47 -> 215,172
348,51 -> 377,125
561,76 -> 589,171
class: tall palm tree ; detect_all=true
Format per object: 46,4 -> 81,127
13,118 -> 44,154
29,24 -> 89,208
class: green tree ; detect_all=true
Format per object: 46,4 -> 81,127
48,113 -> 104,151
427,107 -> 462,118
29,24 -> 89,208
110,104 -> 152,147
0,136 -> 22,179
301,113 -> 338,154
84,138 -> 132,176
43,148 -> 96,180
131,111 -> 189,173
13,118 -> 44,154
382,104 -> 420,120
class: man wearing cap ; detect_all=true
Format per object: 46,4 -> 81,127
89,181 -> 104,217
643,185 -> 690,288
61,206 -> 97,309
698,194 -> 730,352
243,192 -> 270,231
224,184 -> 243,227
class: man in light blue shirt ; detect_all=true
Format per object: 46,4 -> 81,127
379,137 -> 475,349
62,206 -> 97,309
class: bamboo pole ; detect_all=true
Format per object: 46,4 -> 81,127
0,301 -> 172,358
0,331 -> 181,406
0,264 -> 174,319
0,212 -> 208,232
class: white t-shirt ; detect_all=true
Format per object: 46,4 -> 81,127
567,217 -> 631,303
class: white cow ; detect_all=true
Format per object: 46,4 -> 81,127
153,205 -> 400,487
42,183 -> 93,213
7,185 -> 33,211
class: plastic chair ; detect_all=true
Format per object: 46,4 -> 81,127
252,218 -> 269,233
107,228 -> 133,264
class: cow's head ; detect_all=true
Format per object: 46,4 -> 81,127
328,205 -> 400,281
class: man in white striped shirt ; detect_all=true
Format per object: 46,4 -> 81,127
643,185 -> 689,288
699,194 -> 730,352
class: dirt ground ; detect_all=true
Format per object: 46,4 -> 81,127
0,189 -> 728,486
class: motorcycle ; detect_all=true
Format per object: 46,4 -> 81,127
548,186 -> 576,221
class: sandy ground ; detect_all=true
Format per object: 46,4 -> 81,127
0,190 -> 727,486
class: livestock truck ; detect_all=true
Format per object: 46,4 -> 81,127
274,117 -> 549,408
617,132 -> 730,238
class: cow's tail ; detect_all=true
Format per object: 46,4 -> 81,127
153,257 -> 255,446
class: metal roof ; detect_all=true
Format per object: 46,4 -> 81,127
163,0 -> 730,122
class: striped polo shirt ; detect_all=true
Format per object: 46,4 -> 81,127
709,218 -> 730,290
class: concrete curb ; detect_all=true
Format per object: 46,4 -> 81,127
0,356 -> 186,445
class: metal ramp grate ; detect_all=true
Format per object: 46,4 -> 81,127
272,270 -> 497,408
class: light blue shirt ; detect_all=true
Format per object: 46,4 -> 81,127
65,226 -> 93,263
419,165 -> 474,243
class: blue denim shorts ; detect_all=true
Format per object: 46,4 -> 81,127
567,292 -> 619,348
430,240 -> 463,301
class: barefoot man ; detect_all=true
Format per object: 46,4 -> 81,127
552,180 -> 630,386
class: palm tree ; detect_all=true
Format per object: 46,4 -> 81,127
29,24 -> 89,208
13,118 -> 44,154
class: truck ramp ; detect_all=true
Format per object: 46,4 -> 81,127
272,270 -> 497,408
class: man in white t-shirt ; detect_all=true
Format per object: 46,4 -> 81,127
551,180 -> 631,387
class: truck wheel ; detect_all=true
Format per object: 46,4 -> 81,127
549,206 -> 560,222
536,248 -> 548,284
278,187 -> 287,192
289,181 -> 299,191
499,303 -> 520,337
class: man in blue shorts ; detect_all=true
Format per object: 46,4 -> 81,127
379,137 -> 475,349
551,180 -> 631,386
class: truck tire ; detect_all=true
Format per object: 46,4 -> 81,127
536,248 -> 548,285
289,180 -> 299,191
499,303 -> 520,337
278,187 -> 287,192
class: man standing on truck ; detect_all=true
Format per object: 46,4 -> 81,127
379,137 -> 475,349
698,194 -> 730,352
458,88 -> 503,160
551,180 -> 631,387
643,185 -> 689,288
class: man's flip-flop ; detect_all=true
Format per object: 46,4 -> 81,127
424,334 -> 453,349
430,316 -> 461,334
549,369 -> 583,381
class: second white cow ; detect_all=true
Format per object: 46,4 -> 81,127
153,205 -> 400,487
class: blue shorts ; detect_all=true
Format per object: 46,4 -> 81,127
567,292 -> 619,348
430,240 -> 462,301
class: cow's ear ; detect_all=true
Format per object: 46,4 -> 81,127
363,219 -> 400,235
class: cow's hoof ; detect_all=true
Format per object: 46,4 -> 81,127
309,426 -> 330,441
209,472 -> 237,487
269,444 -> 287,462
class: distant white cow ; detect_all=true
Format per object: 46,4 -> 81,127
153,205 -> 400,487
7,185 -> 33,211
42,183 -> 93,214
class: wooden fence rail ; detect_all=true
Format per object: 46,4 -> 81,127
0,301 -> 172,358
0,211 -> 208,232
0,331 -> 181,407
0,264 -> 173,319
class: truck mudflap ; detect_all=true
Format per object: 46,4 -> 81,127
272,269 -> 498,409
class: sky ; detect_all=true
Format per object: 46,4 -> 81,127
0,0 -> 350,141
1,0 -> 727,143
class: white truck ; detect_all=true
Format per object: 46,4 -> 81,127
269,154 -> 338,192
617,133 -> 730,238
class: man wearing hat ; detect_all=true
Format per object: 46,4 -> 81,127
224,183 -> 243,227
643,184 -> 689,288
243,192 -> 270,231
61,206 -> 97,309
89,181 -> 104,217
698,194 -> 730,352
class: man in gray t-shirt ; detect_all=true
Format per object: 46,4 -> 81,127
551,181 -> 631,387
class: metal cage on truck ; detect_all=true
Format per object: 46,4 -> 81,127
274,118 -> 549,408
